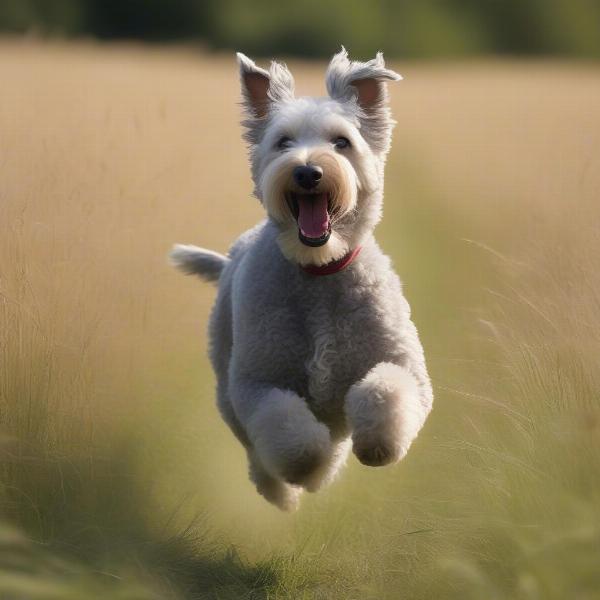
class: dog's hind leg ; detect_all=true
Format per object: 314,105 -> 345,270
207,260 -> 253,448
294,436 -> 352,494
248,450 -> 302,511
314,437 -> 352,489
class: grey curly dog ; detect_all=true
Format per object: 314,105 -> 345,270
171,48 -> 433,511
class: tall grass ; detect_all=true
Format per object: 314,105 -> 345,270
0,41 -> 599,598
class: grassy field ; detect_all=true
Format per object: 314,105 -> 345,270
1,40 -> 599,599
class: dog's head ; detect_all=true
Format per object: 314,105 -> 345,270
238,48 -> 401,266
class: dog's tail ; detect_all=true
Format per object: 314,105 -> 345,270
169,244 -> 230,283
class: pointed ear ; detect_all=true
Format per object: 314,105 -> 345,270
326,48 -> 401,153
326,47 -> 402,108
237,52 -> 295,119
237,53 -> 271,118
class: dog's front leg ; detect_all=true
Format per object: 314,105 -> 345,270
230,379 -> 333,490
345,362 -> 432,467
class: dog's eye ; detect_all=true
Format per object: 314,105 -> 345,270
276,136 -> 293,150
333,136 -> 351,150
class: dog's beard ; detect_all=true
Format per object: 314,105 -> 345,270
260,150 -> 358,266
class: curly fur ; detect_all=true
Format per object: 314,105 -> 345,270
171,49 -> 433,510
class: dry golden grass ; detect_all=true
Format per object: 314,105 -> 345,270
0,40 -> 599,598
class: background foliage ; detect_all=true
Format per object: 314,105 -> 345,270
1,0 -> 600,58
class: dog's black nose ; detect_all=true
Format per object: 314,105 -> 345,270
293,165 -> 323,190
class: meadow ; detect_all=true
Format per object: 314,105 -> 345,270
1,40 -> 599,599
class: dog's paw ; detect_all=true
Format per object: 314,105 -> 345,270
272,485 -> 303,512
249,456 -> 303,511
352,440 -> 396,467
247,389 -> 333,490
345,362 -> 427,467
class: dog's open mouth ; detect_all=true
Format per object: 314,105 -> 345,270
287,192 -> 332,247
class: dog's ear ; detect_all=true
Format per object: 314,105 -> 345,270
237,53 -> 295,119
326,48 -> 402,154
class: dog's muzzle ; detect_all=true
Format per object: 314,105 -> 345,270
287,192 -> 332,247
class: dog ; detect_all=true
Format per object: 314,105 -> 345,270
171,49 -> 433,511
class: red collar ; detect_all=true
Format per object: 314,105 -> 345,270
300,246 -> 362,276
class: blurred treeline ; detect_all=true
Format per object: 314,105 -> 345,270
1,0 -> 599,58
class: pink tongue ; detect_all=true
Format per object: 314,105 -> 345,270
297,194 -> 329,238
